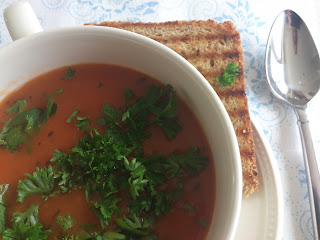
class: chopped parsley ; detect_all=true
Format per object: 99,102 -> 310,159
66,109 -> 90,132
216,61 -> 241,87
61,236 -> 79,240
17,166 -> 55,203
0,204 -> 5,236
66,109 -> 79,123
74,117 -> 90,132
1,84 -> 210,239
0,184 -> 9,236
56,214 -> 74,232
2,205 -> 50,239
48,85 -> 208,236
182,203 -> 196,212
199,220 -> 209,228
116,214 -> 149,236
0,89 -> 63,151
5,100 -> 26,114
64,67 -> 76,80
42,89 -> 63,124
0,184 -> 9,206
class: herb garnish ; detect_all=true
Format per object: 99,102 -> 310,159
17,166 -> 55,203
56,214 -> 74,232
182,203 -> 196,212
0,184 -> 9,236
2,84 -> 209,239
2,205 -> 50,239
5,100 -> 26,114
66,109 -> 79,123
0,204 -> 5,236
74,117 -> 90,132
64,67 -> 76,80
216,61 -> 241,87
66,109 -> 90,132
0,89 -> 63,151
199,220 -> 209,228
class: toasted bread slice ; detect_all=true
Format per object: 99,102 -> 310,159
86,20 -> 258,197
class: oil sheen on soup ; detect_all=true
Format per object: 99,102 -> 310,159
0,64 -> 215,240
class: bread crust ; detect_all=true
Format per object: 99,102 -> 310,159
86,20 -> 258,197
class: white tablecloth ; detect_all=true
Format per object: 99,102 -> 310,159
0,0 -> 319,239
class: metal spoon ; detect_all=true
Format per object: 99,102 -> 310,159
266,9 -> 320,239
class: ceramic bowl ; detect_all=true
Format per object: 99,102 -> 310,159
1,1 -> 242,239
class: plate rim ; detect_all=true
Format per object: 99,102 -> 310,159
251,117 -> 284,239
235,116 -> 284,240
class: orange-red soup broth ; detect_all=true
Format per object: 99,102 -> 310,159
0,64 -> 215,240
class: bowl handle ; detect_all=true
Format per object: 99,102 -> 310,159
4,1 -> 42,41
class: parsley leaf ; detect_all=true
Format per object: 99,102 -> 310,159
128,176 -> 149,201
2,223 -> 49,240
41,88 -> 63,124
66,109 -> 90,132
92,195 -> 122,228
64,67 -> 76,80
124,88 -> 134,107
56,214 -> 74,232
17,166 -> 55,203
128,197 -> 152,216
116,214 -> 149,236
216,61 -> 241,87
154,192 -> 171,216
66,109 -> 79,123
6,100 -> 26,114
0,204 -> 5,235
4,125 -> 28,151
199,220 -> 209,228
0,120 -> 11,146
171,182 -> 184,201
120,85 -> 181,141
124,158 -> 148,200
75,117 -> 90,132
140,155 -> 167,185
0,89 -> 62,151
181,203 -> 195,212
165,147 -> 208,177
92,231 -> 126,240
61,230 -> 92,240
12,205 -> 39,226
99,103 -> 122,126
2,205 -> 50,240
148,85 -> 181,140
61,236 -> 79,240
0,184 -> 9,235
0,184 -> 9,205
9,109 -> 42,128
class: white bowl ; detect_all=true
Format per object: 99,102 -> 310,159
1,2 -> 242,239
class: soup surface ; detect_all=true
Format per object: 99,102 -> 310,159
0,64 -> 215,240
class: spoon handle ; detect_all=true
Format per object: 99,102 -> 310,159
295,108 -> 320,240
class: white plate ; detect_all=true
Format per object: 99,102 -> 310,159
235,118 -> 284,240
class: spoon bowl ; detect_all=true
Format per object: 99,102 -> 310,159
266,9 -> 320,239
266,10 -> 320,108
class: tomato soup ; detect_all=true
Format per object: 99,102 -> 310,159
0,64 -> 215,240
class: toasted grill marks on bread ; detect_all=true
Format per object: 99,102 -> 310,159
87,20 -> 258,197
